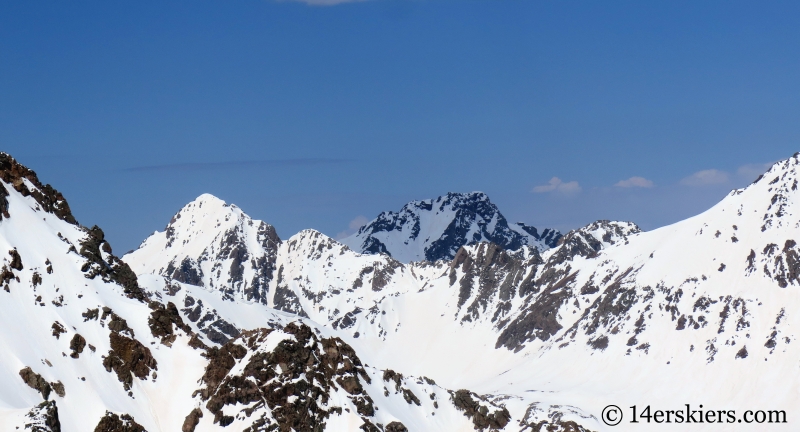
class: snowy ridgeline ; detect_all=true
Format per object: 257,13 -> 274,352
2,152 -> 800,431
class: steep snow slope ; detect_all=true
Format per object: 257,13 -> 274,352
0,154 -> 204,431
339,192 -> 561,262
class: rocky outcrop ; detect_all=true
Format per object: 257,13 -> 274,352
493,221 -> 641,351
79,226 -> 148,303
148,301 -> 192,345
198,322 -> 375,430
384,422 -> 408,432
69,334 -> 86,358
451,389 -> 511,430
19,367 -> 53,400
181,409 -> 203,432
164,257 -> 203,287
93,412 -> 146,432
102,332 -> 157,392
23,400 -> 61,432
180,295 -> 240,345
0,153 -> 76,224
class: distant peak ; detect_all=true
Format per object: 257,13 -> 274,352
188,193 -> 227,206
173,194 -> 239,218
446,191 -> 487,198
341,191 -> 561,262
439,191 -> 489,203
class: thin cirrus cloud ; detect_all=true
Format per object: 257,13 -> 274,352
335,215 -> 369,240
614,176 -> 654,188
532,177 -> 581,194
680,169 -> 730,186
678,162 -> 776,187
123,158 -> 352,172
737,162 -> 775,181
282,0 -> 368,5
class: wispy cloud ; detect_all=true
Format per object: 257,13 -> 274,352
124,158 -> 352,172
680,169 -> 729,186
281,0 -> 369,6
336,215 -> 369,239
532,177 -> 581,194
737,162 -> 774,181
615,176 -> 654,188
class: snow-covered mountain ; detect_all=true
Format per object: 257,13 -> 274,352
126,194 -> 280,304
6,150 -> 800,431
339,192 -> 561,262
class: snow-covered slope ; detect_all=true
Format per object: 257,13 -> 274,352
339,192 -> 561,262
0,154 -> 533,432
0,153 -> 203,431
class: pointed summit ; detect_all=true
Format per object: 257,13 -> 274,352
340,191 -> 561,262
124,194 -> 281,303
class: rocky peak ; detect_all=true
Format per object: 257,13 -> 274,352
0,153 -> 76,224
341,192 -> 561,263
124,194 -> 281,304
161,194 -> 279,250
550,220 -> 641,262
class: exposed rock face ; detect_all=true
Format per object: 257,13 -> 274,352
164,257 -> 204,287
79,226 -> 148,302
179,294 -> 241,345
9,248 -> 23,270
340,192 -> 561,262
0,153 -> 76,224
23,400 -> 61,432
199,322 -> 376,430
494,221 -> 641,351
102,332 -> 157,391
51,322 -> 66,339
147,301 -> 192,345
181,408 -> 203,432
512,223 -> 561,250
449,243 -> 543,324
93,412 -> 146,432
50,382 -> 65,398
451,390 -> 511,430
69,334 -> 86,358
384,421 -> 408,432
19,367 -> 52,400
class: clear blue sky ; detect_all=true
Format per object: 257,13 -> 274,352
2,0 -> 799,251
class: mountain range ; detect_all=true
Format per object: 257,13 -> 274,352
0,151 -> 798,431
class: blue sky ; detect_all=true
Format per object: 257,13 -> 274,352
2,0 -> 799,251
